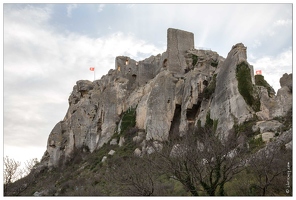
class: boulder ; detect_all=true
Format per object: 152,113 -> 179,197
146,141 -> 163,155
119,136 -> 125,147
252,120 -> 283,133
101,156 -> 107,163
134,148 -> 142,156
285,141 -> 292,150
110,138 -> 117,145
261,132 -> 275,143
108,150 -> 116,156
133,136 -> 142,143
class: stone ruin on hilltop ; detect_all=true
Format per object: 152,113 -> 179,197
39,28 -> 292,168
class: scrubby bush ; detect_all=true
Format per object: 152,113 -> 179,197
236,62 -> 260,112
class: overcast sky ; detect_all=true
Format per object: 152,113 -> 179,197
2,3 -> 293,165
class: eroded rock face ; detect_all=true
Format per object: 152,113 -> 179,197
44,52 -> 168,167
210,43 -> 254,137
280,73 -> 292,91
41,28 -> 292,168
257,73 -> 292,119
271,73 -> 292,118
252,120 -> 283,133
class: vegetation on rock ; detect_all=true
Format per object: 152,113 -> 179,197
255,74 -> 275,97
191,54 -> 198,66
203,74 -> 217,99
236,61 -> 260,112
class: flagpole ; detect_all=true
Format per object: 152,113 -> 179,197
90,67 -> 95,81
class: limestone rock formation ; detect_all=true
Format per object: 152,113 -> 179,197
256,73 -> 292,120
40,28 -> 292,168
210,43 -> 255,137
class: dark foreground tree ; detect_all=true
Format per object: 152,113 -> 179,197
106,156 -> 156,196
150,127 -> 247,196
248,144 -> 292,196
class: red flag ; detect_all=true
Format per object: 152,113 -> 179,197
90,67 -> 95,71
256,70 -> 262,75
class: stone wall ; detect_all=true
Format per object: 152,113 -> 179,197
167,28 -> 194,74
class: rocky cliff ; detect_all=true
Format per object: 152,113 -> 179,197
40,28 -> 292,168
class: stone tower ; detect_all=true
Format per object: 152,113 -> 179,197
167,28 -> 194,74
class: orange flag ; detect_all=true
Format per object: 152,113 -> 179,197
90,67 -> 95,71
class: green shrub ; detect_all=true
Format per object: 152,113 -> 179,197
255,75 -> 275,97
249,135 -> 264,152
236,62 -> 260,112
120,107 -> 137,135
205,111 -> 218,133
192,54 -> 198,66
233,115 -> 259,137
203,74 -> 217,99
213,119 -> 219,133
110,107 -> 138,158
211,61 -> 218,67
205,111 -> 213,128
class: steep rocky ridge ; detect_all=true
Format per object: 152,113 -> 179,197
40,28 -> 292,168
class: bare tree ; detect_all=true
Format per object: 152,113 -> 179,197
4,157 -> 40,196
107,156 -> 156,196
151,127 -> 247,196
4,156 -> 21,185
3,156 -> 22,195
248,145 -> 292,196
24,158 -> 39,176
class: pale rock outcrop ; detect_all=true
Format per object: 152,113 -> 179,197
256,73 -> 292,120
146,141 -> 163,155
256,86 -> 274,120
118,136 -> 125,147
252,120 -> 283,133
280,73 -> 292,91
210,43 -> 254,137
285,141 -> 292,150
41,28 -> 292,168
110,139 -> 117,145
108,150 -> 116,156
144,71 -> 178,141
134,148 -> 142,157
101,156 -> 107,163
261,132 -> 275,143
255,132 -> 275,143
271,73 -> 292,118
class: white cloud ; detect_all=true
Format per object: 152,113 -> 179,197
250,48 -> 292,92
4,4 -> 163,163
66,4 -> 77,17
252,39 -> 262,48
273,19 -> 292,26
97,4 -> 105,13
